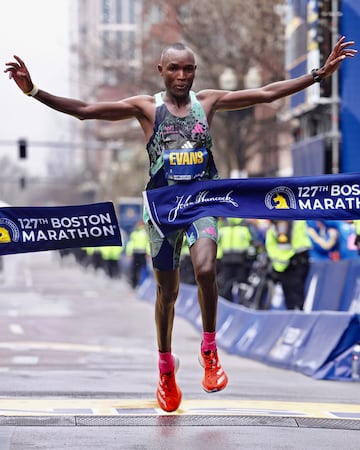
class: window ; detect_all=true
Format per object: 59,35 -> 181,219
128,31 -> 135,59
102,30 -> 111,59
102,0 -> 111,23
116,30 -> 123,59
115,0 -> 122,23
149,4 -> 164,24
129,0 -> 136,24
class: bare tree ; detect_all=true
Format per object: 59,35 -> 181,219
141,0 -> 288,177
75,0 -> 288,202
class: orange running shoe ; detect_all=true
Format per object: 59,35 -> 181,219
199,348 -> 228,393
156,356 -> 182,412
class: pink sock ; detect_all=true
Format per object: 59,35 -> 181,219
202,331 -> 217,352
158,351 -> 174,374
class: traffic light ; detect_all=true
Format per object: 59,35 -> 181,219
18,138 -> 27,159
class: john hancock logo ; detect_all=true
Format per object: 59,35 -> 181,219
0,218 -> 20,243
265,186 -> 297,210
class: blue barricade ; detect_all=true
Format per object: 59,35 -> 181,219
264,312 -> 319,370
137,264 -> 360,381
338,258 -> 360,312
312,314 -> 360,380
304,260 -> 350,311
216,302 -> 254,352
313,260 -> 349,311
230,310 -> 291,360
174,283 -> 198,319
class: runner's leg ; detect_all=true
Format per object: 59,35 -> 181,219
153,268 -> 180,352
190,237 -> 218,332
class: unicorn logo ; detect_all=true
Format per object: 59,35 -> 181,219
265,186 -> 297,210
273,193 -> 289,209
0,227 -> 11,243
0,218 -> 20,243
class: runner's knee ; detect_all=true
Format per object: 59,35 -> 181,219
194,264 -> 216,286
156,282 -> 179,306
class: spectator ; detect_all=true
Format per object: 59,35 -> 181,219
332,220 -> 358,259
265,220 -> 312,310
100,245 -> 123,279
306,220 -> 339,261
217,218 -> 257,302
126,221 -> 150,288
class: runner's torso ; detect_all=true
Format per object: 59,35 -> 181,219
145,91 -> 218,190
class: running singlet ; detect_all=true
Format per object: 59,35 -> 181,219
145,91 -> 218,190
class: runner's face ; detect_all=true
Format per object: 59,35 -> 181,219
158,49 -> 196,98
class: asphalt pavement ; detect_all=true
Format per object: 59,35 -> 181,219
0,251 -> 358,449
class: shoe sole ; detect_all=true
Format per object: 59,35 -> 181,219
201,377 -> 228,393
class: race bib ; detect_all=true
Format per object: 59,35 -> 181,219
163,147 -> 208,181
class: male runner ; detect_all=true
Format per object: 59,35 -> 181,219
4,36 -> 356,412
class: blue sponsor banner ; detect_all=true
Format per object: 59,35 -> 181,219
340,0 -> 360,173
0,202 -> 122,255
143,173 -> 360,237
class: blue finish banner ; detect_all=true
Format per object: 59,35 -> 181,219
143,173 -> 360,237
0,202 -> 122,255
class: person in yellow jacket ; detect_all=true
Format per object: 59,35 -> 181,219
126,221 -> 150,288
265,220 -> 312,310
217,218 -> 257,302
100,245 -> 123,279
82,246 -> 102,271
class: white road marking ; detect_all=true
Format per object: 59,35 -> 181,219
9,324 -> 24,335
11,356 -> 39,365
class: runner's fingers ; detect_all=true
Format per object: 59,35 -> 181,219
4,62 -> 20,72
14,55 -> 26,67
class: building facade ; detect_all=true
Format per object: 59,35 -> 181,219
286,0 -> 360,176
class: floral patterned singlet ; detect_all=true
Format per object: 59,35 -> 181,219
145,91 -> 218,191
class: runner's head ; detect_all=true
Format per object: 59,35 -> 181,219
158,43 -> 196,99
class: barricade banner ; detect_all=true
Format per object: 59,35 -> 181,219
0,202 -> 122,255
143,172 -> 360,236
305,260 -> 350,311
338,258 -> 360,312
216,305 -> 261,353
313,346 -> 354,380
311,314 -> 360,380
137,276 -> 360,380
